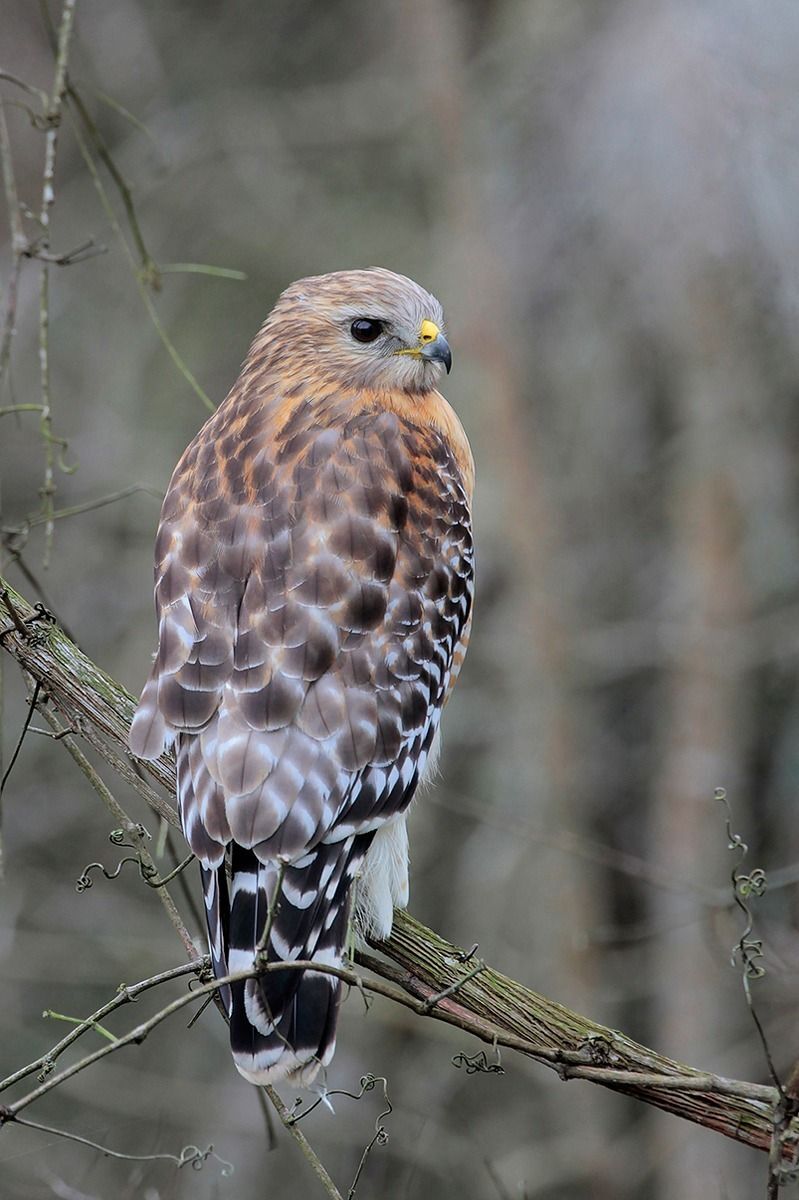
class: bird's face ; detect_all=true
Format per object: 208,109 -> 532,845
266,268 -> 452,394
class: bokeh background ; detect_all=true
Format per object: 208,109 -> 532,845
3,2 -> 799,1197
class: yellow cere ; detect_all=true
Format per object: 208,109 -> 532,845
395,318 -> 442,358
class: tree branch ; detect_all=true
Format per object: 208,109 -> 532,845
1,572 -> 797,1169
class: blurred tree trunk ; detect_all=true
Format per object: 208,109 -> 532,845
649,274 -> 754,1198
402,1 -> 611,1191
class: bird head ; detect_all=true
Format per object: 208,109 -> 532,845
263,267 -> 452,394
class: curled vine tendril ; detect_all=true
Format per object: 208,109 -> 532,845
288,1072 -> 390,1125
177,1143 -> 234,1175
109,824 -> 150,846
286,1073 -> 392,1196
7,1114 -> 234,1176
714,787 -> 781,1092
76,856 -> 149,892
452,1047 -> 504,1075
737,867 -> 766,900
76,826 -> 194,892
715,788 -> 767,983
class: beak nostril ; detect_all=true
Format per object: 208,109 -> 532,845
419,319 -> 440,346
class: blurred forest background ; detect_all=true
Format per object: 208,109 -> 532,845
3,1 -> 799,1197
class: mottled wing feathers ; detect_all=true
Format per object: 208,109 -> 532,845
130,390 -> 474,867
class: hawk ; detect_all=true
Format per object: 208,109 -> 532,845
129,268 -> 474,1085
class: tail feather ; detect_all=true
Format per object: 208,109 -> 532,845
201,836 -> 372,1086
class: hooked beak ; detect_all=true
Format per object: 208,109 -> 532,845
420,331 -> 452,374
394,319 -> 453,373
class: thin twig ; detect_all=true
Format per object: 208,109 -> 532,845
77,83 -> 157,142
42,1009 -> 114,1041
163,826 -> 205,933
17,483 -> 162,529
0,678 -> 40,795
263,1085 -> 345,1200
0,586 -> 29,636
65,83 -> 156,281
159,262 -> 247,281
24,237 -> 105,265
0,405 -> 46,418
0,95 -> 25,393
0,71 -> 48,104
419,959 -> 485,1014
255,861 -> 286,956
7,1114 -> 233,1175
65,91 -> 215,412
255,1084 -> 277,1152
0,959 -> 208,1094
37,0 -> 78,565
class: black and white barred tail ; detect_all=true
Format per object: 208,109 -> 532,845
201,836 -> 370,1086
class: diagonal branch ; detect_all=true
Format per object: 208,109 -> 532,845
0,572 -> 797,1167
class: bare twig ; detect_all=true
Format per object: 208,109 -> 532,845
64,83 -> 156,283
163,826 -> 205,932
255,861 -> 286,956
7,1115 -> 233,1175
0,404 -> 46,418
159,262 -> 247,281
346,1075 -> 391,1198
0,678 -> 40,794
37,0 -> 78,565
0,95 -> 25,392
42,1009 -> 115,1043
24,237 -> 105,266
65,92 -> 215,412
0,959 -> 208,1094
263,1085 -> 345,1200
0,71 -> 48,104
419,959 -> 485,1013
16,483 -> 162,529
0,586 -> 30,637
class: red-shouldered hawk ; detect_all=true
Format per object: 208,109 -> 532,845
129,268 -> 474,1085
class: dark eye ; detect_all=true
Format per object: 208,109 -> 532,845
350,318 -> 384,344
